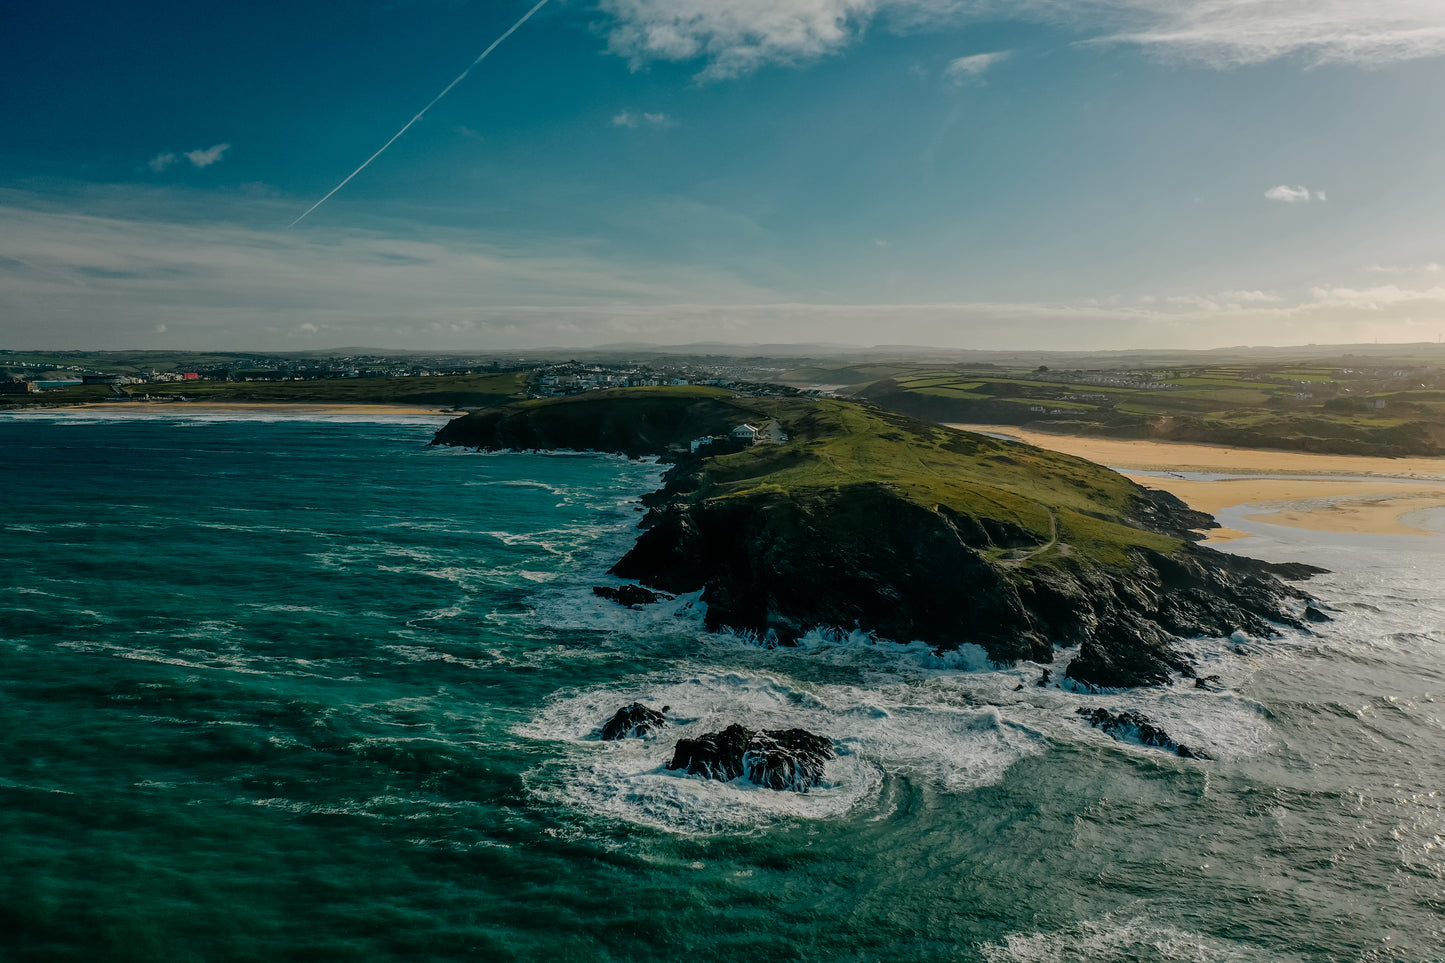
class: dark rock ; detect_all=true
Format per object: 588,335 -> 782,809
1303,603 -> 1330,623
742,728 -> 836,792
1193,674 -> 1222,690
1268,561 -> 1332,581
1035,668 -> 1051,687
593,584 -> 672,608
667,724 -> 753,782
666,724 -> 834,792
1076,707 -> 1212,760
601,702 -> 669,740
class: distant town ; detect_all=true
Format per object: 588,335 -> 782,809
6,344 -> 1445,456
0,351 -> 812,402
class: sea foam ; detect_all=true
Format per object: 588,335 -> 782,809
517,669 -> 1044,834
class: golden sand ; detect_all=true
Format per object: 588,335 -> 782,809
950,424 -> 1445,541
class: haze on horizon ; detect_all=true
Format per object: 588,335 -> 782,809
6,0 -> 1445,353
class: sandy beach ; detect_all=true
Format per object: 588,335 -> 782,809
950,424 -> 1445,541
63,401 -> 457,417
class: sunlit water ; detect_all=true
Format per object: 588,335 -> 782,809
2,413 -> 1442,961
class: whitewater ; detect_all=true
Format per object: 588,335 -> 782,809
2,411 -> 1441,961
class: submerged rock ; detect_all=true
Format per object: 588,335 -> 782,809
601,702 -> 669,740
1076,707 -> 1212,760
593,584 -> 673,608
667,724 -> 834,792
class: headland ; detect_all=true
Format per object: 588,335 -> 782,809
434,387 -> 1324,689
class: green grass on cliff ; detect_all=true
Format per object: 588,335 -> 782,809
700,397 -> 1180,567
444,387 -> 1187,569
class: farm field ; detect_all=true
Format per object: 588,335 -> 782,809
779,359 -> 1445,456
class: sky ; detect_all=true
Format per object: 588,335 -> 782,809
6,0 -> 1445,352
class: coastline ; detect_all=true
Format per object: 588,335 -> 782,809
950,423 -> 1445,541
14,401 -> 457,417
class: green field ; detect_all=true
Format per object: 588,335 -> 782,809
776,360 -> 1445,456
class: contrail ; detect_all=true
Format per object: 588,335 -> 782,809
288,0 -> 551,228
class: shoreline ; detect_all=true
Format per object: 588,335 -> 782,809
8,401 -> 458,417
950,423 -> 1445,541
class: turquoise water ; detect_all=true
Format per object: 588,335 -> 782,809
3,413 -> 1444,961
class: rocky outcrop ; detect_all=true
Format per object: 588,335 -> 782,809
613,478 -> 1322,689
666,724 -> 835,792
592,584 -> 672,608
1077,707 -> 1211,759
601,702 -> 669,740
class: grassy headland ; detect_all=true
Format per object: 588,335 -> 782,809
437,388 -> 1319,688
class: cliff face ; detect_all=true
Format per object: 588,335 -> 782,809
611,467 -> 1315,688
430,388 -> 747,457
435,389 -> 1323,689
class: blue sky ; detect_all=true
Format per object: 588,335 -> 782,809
6,0 -> 1445,351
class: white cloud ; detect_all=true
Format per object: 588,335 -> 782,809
944,50 -> 1009,83
597,0 -> 1445,79
1218,289 -> 1282,303
600,0 -> 874,79
1100,0 -> 1445,68
1307,284 -> 1445,309
1265,184 -> 1314,203
1165,289 -> 1283,312
1366,262 -> 1443,275
0,190 -> 773,349
184,143 -> 230,168
612,110 -> 675,128
7,187 -> 1445,352
147,144 -> 232,173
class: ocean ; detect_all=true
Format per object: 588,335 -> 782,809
2,411 -> 1443,962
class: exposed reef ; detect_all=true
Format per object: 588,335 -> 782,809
593,585 -> 672,608
666,723 -> 835,792
435,388 -> 1325,689
1077,707 -> 1212,760
601,702 -> 669,741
